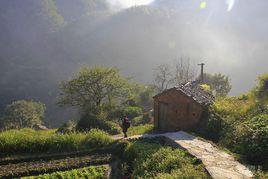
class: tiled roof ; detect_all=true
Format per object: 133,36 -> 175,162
175,81 -> 215,106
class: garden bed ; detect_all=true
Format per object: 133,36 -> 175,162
0,148 -> 113,166
22,165 -> 110,179
0,154 -> 112,178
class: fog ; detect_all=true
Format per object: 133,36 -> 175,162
108,0 -> 154,10
0,0 -> 268,126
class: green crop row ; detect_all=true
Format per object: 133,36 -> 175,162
0,154 -> 111,178
22,165 -> 109,179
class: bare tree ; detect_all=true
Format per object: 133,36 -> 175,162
153,57 -> 197,92
153,64 -> 173,92
173,57 -> 197,85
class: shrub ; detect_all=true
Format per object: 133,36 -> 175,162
84,129 -> 113,148
110,140 -> 131,156
233,114 -> 268,164
194,107 -> 223,142
76,113 -> 121,135
122,106 -> 143,118
253,73 -> 268,103
131,116 -> 143,126
131,113 -> 151,126
56,120 -> 76,134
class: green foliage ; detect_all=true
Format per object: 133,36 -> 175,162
56,120 -> 76,134
0,128 -> 113,154
129,84 -> 156,108
214,96 -> 255,121
59,66 -> 131,114
122,106 -> 143,118
203,73 -> 232,97
83,129 -> 113,148
253,73 -> 268,103
254,171 -> 268,179
22,165 -> 109,179
76,113 -> 121,135
200,84 -> 212,93
131,113 -> 151,126
124,139 -> 209,178
200,80 -> 268,168
195,107 -> 223,142
2,100 -> 46,130
127,124 -> 154,136
233,114 -> 268,164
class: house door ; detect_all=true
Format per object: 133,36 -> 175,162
158,102 -> 168,130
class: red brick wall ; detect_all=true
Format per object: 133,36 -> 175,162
154,88 -> 203,132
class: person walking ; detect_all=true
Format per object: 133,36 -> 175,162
122,115 -> 130,138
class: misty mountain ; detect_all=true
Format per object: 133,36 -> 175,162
1,0 -> 268,126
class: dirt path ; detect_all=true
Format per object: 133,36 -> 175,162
125,131 -> 253,179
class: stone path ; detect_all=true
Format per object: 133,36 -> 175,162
124,131 -> 253,179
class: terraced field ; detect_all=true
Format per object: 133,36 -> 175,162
0,153 -> 112,178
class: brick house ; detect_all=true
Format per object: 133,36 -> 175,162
153,81 -> 214,132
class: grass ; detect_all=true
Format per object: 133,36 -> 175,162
123,137 -> 210,178
0,128 -> 113,155
127,124 -> 154,136
254,171 -> 268,179
22,165 -> 109,179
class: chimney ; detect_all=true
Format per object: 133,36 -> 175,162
198,63 -> 205,83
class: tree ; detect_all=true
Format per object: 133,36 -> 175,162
153,58 -> 196,92
2,100 -> 46,129
59,66 -> 131,113
153,64 -> 173,92
174,58 -> 196,85
129,83 -> 156,108
202,73 -> 232,97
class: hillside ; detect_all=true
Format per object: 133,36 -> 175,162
1,0 -> 268,126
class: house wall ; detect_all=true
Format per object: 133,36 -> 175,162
154,89 -> 203,132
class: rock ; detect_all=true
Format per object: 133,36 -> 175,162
33,124 -> 48,130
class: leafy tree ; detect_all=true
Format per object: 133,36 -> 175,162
59,66 -> 131,114
138,85 -> 156,107
129,83 -> 156,108
202,73 -> 232,97
2,100 -> 46,129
